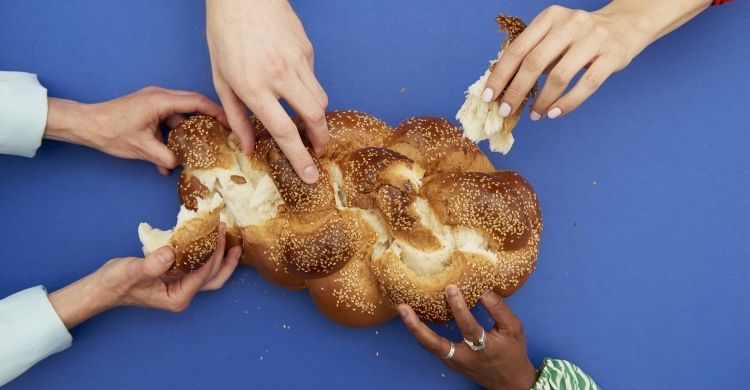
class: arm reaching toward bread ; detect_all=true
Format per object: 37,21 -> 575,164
0,226 -> 239,386
399,286 -> 600,390
44,86 -> 228,175
206,0 -> 330,184
483,0 -> 712,122
48,224 -> 241,329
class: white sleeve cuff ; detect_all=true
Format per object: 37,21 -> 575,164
0,71 -> 49,158
0,285 -> 73,386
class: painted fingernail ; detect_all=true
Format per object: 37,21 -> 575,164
397,306 -> 407,318
530,111 -> 541,121
156,247 -> 175,264
481,88 -> 494,103
302,164 -> 319,183
498,102 -> 511,118
547,107 -> 562,119
446,285 -> 459,297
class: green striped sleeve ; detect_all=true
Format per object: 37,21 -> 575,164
530,358 -> 600,390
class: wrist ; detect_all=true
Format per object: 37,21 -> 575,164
594,0 -> 712,60
592,6 -> 654,62
486,359 -> 538,390
513,359 -> 539,390
48,272 -> 118,329
44,98 -> 99,148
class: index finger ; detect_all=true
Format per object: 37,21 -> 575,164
484,11 -> 553,102
445,285 -> 485,343
397,304 -> 453,358
245,94 -> 320,184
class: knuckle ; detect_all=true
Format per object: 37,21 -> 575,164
570,10 -> 591,23
266,52 -> 290,78
523,51 -> 546,73
274,125 -> 299,142
306,109 -> 326,124
502,87 -> 524,103
462,325 -> 479,337
592,25 -> 611,40
301,42 -> 314,61
142,86 -> 160,94
170,299 -> 189,313
508,318 -> 524,335
319,92 -> 329,109
504,43 -> 526,61
547,71 -> 569,88
580,72 -> 603,90
544,5 -> 565,16
426,339 -> 443,353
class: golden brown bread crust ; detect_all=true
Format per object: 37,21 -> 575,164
278,210 -> 364,279
165,208 -> 220,279
240,223 -> 307,290
168,116 -> 235,170
142,111 -> 542,326
307,253 -> 396,327
178,172 -> 211,211
317,111 -> 393,161
421,172 -> 531,252
386,116 -> 495,175
373,250 -> 501,323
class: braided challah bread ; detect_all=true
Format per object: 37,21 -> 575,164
138,111 -> 541,326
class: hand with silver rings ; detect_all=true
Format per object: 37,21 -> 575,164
397,285 -> 538,390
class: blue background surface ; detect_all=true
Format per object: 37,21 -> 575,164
1,1 -> 748,389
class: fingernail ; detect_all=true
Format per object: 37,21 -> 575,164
547,107 -> 562,119
446,285 -> 459,297
498,102 -> 511,118
481,88 -> 494,103
482,290 -> 495,299
397,306 -> 407,318
302,164 -> 319,183
530,111 -> 541,121
156,247 -> 175,264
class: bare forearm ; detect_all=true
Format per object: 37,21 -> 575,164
48,275 -> 114,329
43,98 -> 97,146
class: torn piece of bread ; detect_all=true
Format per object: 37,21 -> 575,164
138,193 -> 224,277
456,14 -> 534,155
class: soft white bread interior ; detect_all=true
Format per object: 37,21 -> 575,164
456,15 -> 534,155
140,108 -> 542,326
138,193 -> 224,276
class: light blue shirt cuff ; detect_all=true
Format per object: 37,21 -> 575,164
0,71 -> 48,157
0,285 -> 73,386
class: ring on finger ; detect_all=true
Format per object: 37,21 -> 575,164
463,328 -> 487,352
442,341 -> 456,360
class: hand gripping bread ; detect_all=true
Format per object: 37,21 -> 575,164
139,111 -> 541,326
457,14 -> 537,154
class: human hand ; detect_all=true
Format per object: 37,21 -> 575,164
483,0 -> 712,121
206,0 -> 329,184
398,285 -> 538,390
48,224 -> 241,329
44,86 -> 228,175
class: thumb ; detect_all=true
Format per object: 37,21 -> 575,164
142,246 -> 176,279
140,137 -> 179,170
